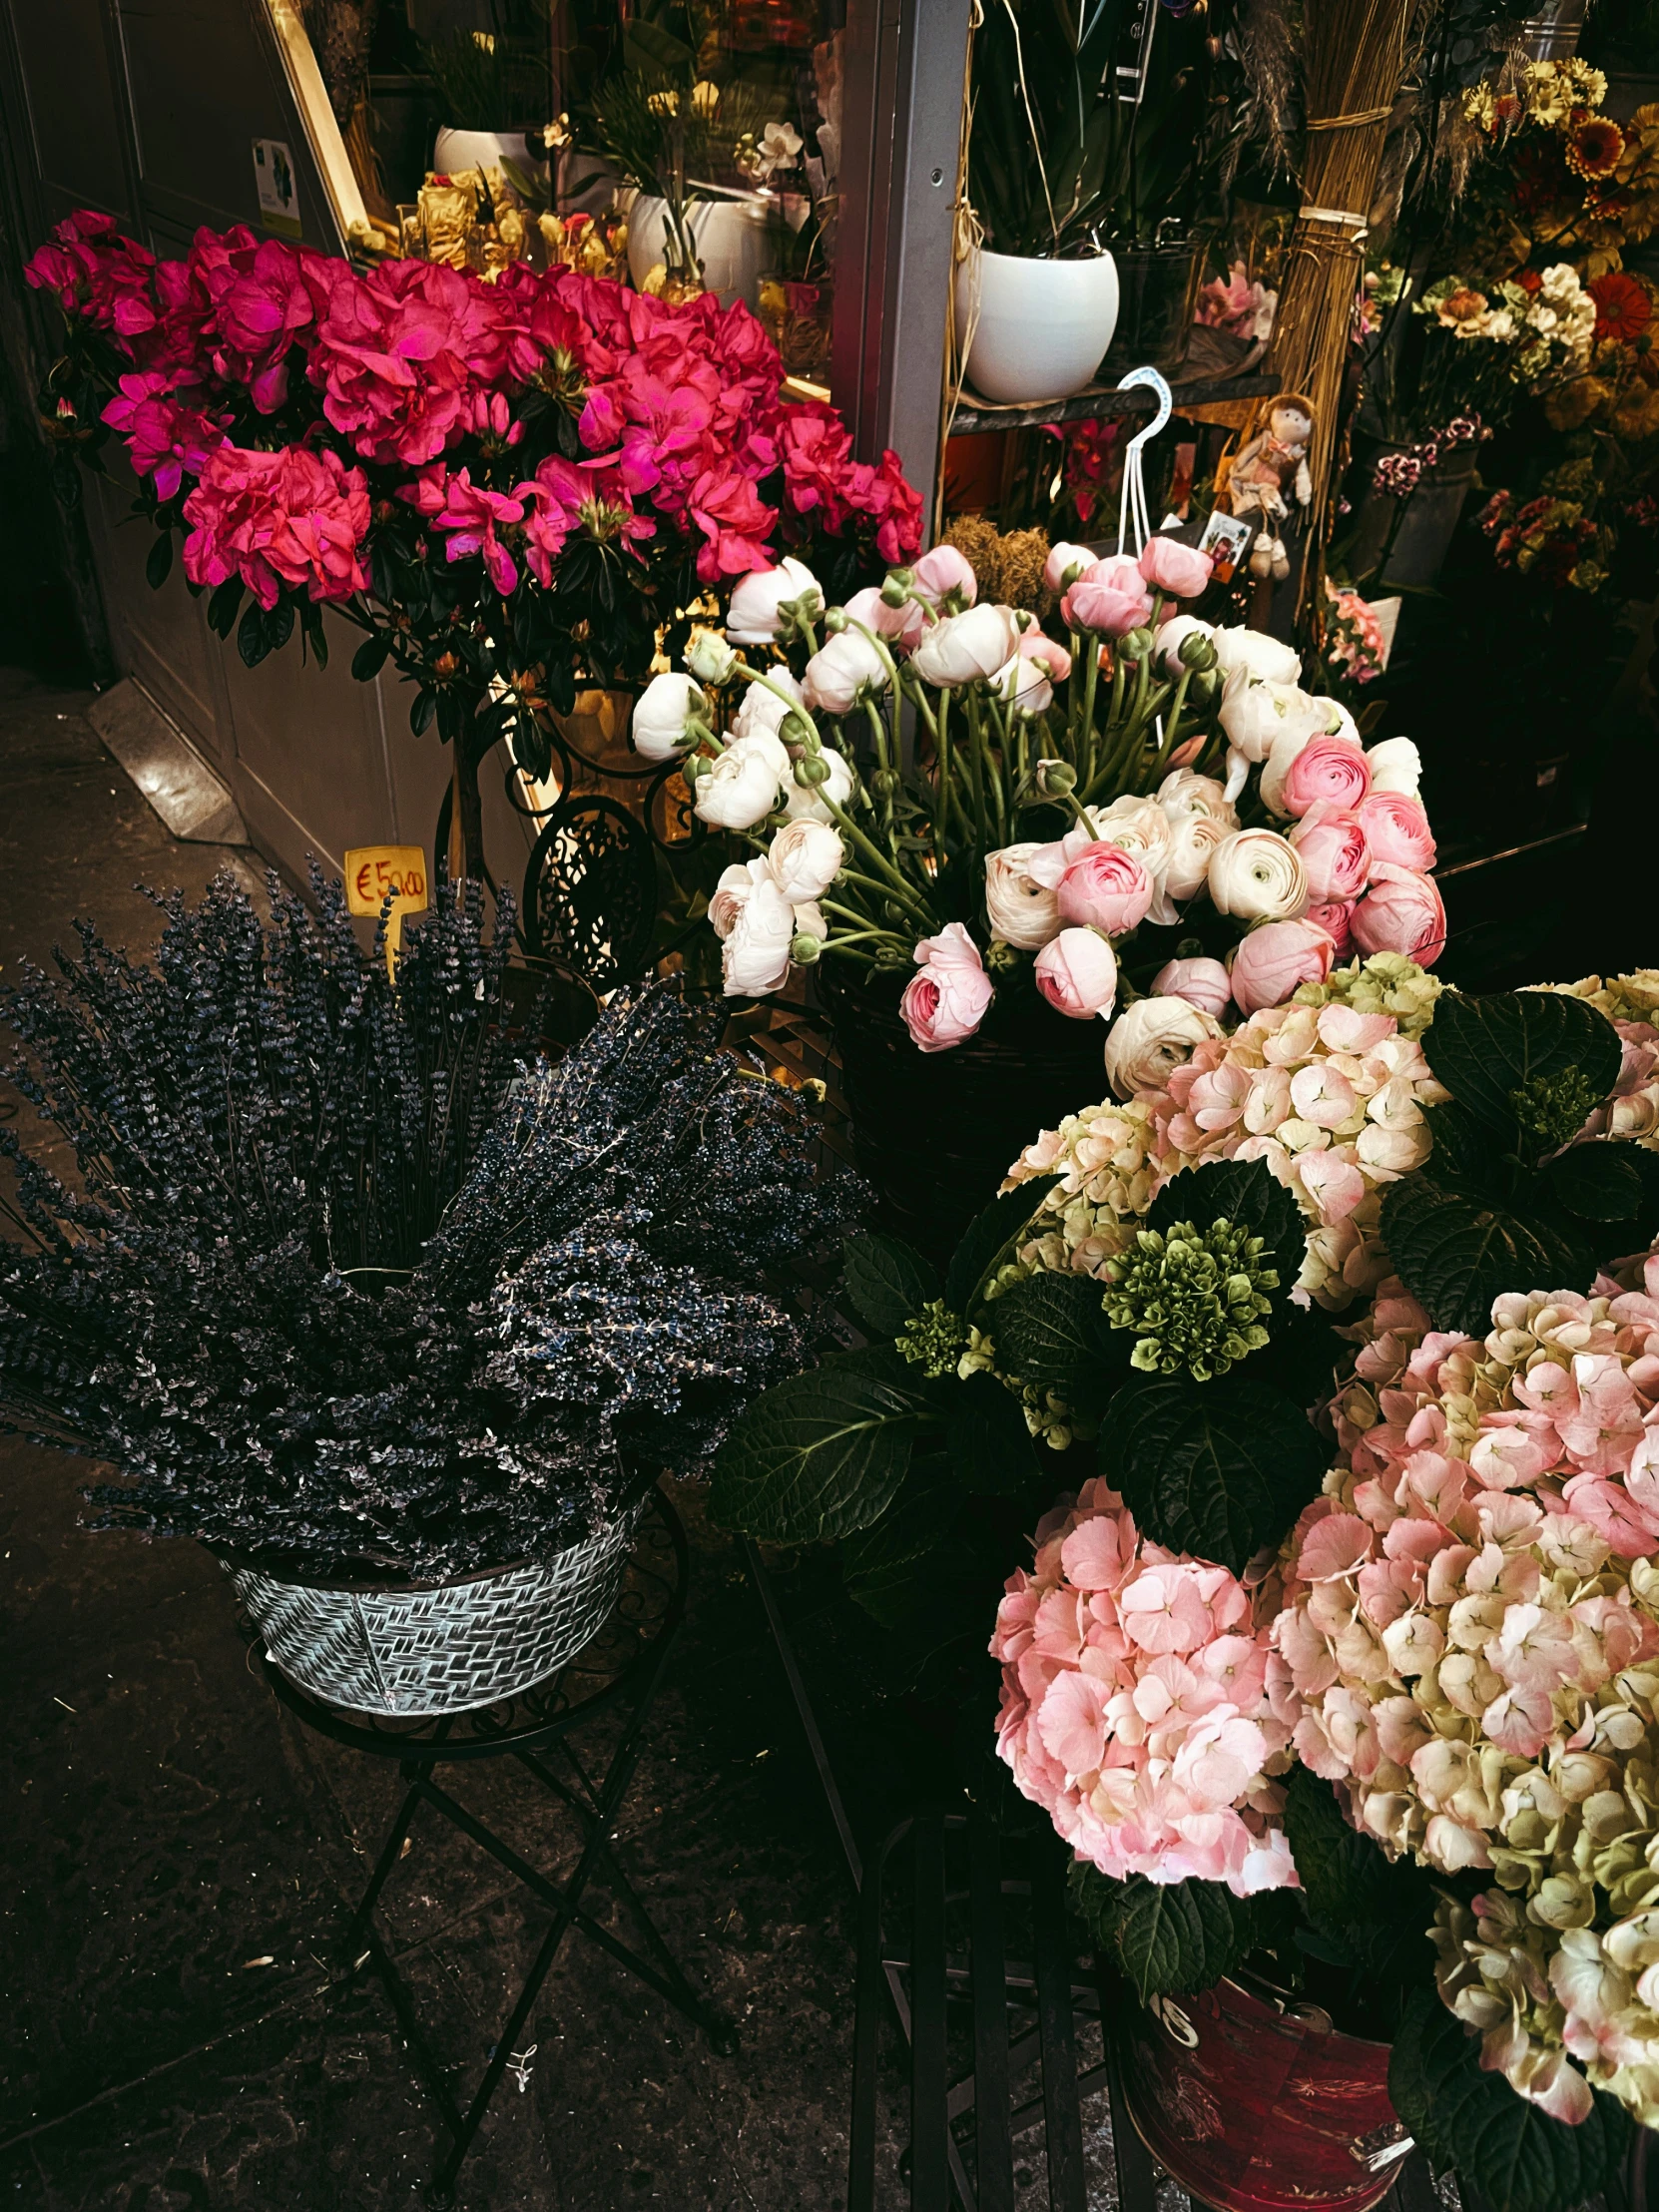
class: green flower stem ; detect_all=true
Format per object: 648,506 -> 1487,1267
843,616 -> 904,695
732,660 -> 812,728
1077,636 -> 1101,785
963,689 -> 990,850
822,799 -> 936,924
1137,669 -> 1193,796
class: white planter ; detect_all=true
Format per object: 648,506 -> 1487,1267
956,249 -> 1120,406
433,127 -> 547,198
625,193 -> 772,307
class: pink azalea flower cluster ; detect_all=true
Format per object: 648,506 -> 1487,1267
990,1477 -> 1300,1897
182,443 -> 371,610
26,208 -> 920,607
1270,1262 -> 1659,2127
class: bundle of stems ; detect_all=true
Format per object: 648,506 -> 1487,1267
1251,0 -> 1416,608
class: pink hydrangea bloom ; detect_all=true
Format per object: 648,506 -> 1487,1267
101,372 -> 231,500
991,1478 -> 1299,1897
182,441 -> 371,609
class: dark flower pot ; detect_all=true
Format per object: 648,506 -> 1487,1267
1118,1974 -> 1404,2212
821,967 -> 1111,1263
1347,438 -> 1478,589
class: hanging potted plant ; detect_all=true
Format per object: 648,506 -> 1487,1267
960,0 -> 1236,404
710,963 -> 1659,2210
634,532 -> 1444,1255
0,873 -> 858,1718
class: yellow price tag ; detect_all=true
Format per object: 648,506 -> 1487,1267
344,844 -> 429,976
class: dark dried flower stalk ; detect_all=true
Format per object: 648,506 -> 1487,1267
0,869 -> 857,1578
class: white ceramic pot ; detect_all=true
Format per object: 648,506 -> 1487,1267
625,193 -> 772,307
956,248 -> 1120,406
433,127 -> 547,196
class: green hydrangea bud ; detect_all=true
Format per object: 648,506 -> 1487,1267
895,1300 -> 968,1378
1102,1216 -> 1278,1382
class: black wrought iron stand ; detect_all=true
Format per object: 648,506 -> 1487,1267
257,1489 -> 732,2207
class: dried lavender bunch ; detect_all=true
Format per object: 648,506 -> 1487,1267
0,871 -> 858,1577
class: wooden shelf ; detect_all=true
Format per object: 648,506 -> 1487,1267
948,368 -> 1280,437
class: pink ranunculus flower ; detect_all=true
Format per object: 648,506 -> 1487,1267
1305,899 -> 1357,958
1360,791 -> 1437,872
1044,540 -> 1095,594
909,544 -> 977,607
899,922 -> 994,1051
1151,956 -> 1233,1018
1035,928 -> 1119,1019
181,441 -> 371,610
1052,840 -> 1155,937
1138,535 -> 1214,600
1269,730 -> 1374,821
1062,554 -> 1154,638
841,584 -> 925,654
990,1478 -> 1298,1899
1227,917 -> 1337,1016
1350,863 -> 1447,966
1289,802 -> 1372,903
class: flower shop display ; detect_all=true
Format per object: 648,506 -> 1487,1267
713,968 -> 1659,2211
1459,59 -> 1659,283
642,528 -> 1443,1245
0,870 -> 857,1715
27,209 -> 918,888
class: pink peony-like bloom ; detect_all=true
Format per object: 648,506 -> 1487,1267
1035,928 -> 1119,1019
182,440 -> 371,610
1360,791 -> 1437,873
909,544 -> 977,607
1289,803 -> 1372,903
1062,554 -> 1154,638
1138,535 -> 1214,600
101,372 -> 231,500
990,1478 -> 1299,1898
1151,956 -> 1233,1018
1350,863 -> 1447,966
1276,732 -> 1373,820
899,922 -> 994,1051
1052,839 -> 1155,937
1226,917 -> 1337,1016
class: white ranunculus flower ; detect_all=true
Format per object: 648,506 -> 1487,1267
1153,614 -> 1217,678
784,743 -> 854,822
726,556 -> 825,645
734,668 -> 808,743
1210,625 -> 1301,687
909,603 -> 1021,688
1102,995 -> 1222,1099
1157,767 -> 1237,827
984,840 -> 1062,949
632,672 -> 705,761
1218,671 -> 1330,765
803,627 -> 890,714
792,899 -> 829,942
694,731 -> 790,830
709,856 -> 771,939
1043,540 -> 1095,594
992,652 -> 1052,716
1207,825 -> 1310,922
766,818 -> 843,904
1367,736 -> 1422,799
722,869 -> 796,996
1163,811 -> 1226,900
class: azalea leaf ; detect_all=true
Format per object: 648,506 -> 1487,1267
1389,1988 -> 1629,2212
350,631 -> 391,684
841,1232 -> 938,1336
145,531 -> 173,590
237,600 -> 272,668
708,1345 -> 929,1542
1100,1373 -> 1328,1574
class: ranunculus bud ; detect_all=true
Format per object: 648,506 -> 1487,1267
1207,826 -> 1309,922
1118,626 -> 1155,661
784,744 -> 853,823
632,671 -> 706,761
1102,995 -> 1221,1099
1227,917 -> 1337,1016
1035,927 -> 1119,1020
726,556 -> 825,645
879,568 -> 914,605
1151,956 -> 1233,1018
910,545 -> 977,608
899,922 -> 993,1052
1153,615 -> 1215,677
1179,628 -> 1219,671
685,628 -> 738,685
1035,759 -> 1077,797
733,668 -> 807,744
843,584 -> 924,654
795,753 -> 831,786
791,930 -> 824,964
984,841 -> 1062,949
1044,541 -> 1095,594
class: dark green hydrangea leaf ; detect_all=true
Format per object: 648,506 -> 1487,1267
1380,1175 -> 1595,1339
709,1345 -> 929,1542
1426,991 -> 1622,1144
946,1370 -> 1040,1495
944,1177 -> 1060,1319
1389,1988 -> 1629,2212
987,1269 -> 1111,1393
1069,1863 -> 1288,2003
1281,1767 -> 1436,1988
1147,1154 -> 1305,1287
841,1232 -> 941,1336
1544,1141 -> 1651,1226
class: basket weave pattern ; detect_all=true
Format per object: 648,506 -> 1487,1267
224,1498 -> 648,1717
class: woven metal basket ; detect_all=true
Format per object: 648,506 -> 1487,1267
220,1494 -> 650,1718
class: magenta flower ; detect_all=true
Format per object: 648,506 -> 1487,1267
26,209 -> 158,345
308,259 -> 517,467
182,441 -> 370,609
400,464 -> 524,595
187,227 -> 326,411
101,372 -> 232,500
686,467 -> 779,582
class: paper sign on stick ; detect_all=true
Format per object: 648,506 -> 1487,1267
344,845 -> 429,977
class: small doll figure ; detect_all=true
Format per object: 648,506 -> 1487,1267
1227,393 -> 1315,581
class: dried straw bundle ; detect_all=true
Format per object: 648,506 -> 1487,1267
1252,0 -> 1416,608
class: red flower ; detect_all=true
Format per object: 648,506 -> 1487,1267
182,442 -> 371,609
686,467 -> 778,581
1589,271 -> 1653,346
398,464 -> 525,595
307,259 -> 519,467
